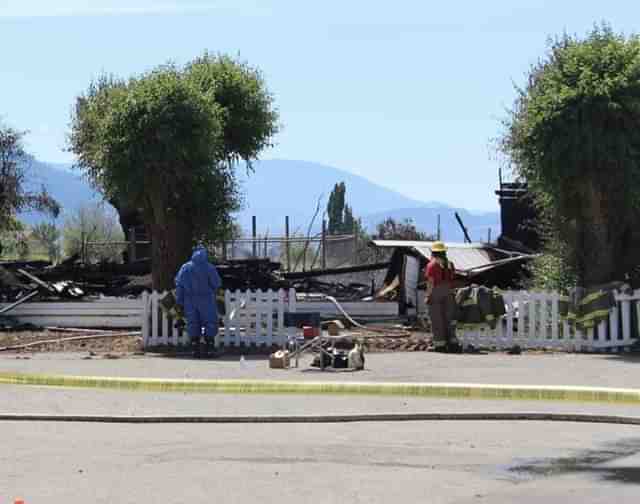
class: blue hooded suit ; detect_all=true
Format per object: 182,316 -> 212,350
175,247 -> 222,340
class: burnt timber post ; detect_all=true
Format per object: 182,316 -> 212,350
252,216 -> 257,258
285,216 -> 291,272
128,227 -> 137,264
322,219 -> 327,269
455,212 -> 473,244
352,222 -> 358,266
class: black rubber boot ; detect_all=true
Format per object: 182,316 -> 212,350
192,339 -> 202,358
205,340 -> 219,359
446,342 -> 463,354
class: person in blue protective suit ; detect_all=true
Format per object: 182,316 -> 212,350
175,246 -> 222,358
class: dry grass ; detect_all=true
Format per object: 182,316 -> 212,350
0,330 -> 143,355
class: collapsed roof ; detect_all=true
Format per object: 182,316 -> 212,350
370,240 -> 537,279
369,240 -> 539,312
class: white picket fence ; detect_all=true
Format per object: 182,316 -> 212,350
452,290 -> 640,352
142,289 -> 297,348
141,288 -> 640,352
141,289 -> 400,348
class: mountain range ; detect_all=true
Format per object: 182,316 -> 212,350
20,159 -> 501,243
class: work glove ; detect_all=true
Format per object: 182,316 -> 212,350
172,304 -> 186,329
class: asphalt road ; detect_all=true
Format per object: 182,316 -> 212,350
3,419 -> 640,503
3,351 -> 640,502
1,351 -> 639,388
4,385 -> 640,418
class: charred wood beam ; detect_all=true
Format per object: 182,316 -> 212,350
454,212 -> 473,244
282,262 -> 390,280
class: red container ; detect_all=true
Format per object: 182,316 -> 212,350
303,326 -> 319,338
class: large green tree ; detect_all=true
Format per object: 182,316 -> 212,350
502,25 -> 640,286
69,54 -> 279,289
0,124 -> 60,254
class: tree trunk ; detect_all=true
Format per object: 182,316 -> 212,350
147,214 -> 194,291
144,175 -> 194,292
578,182 -> 617,287
148,220 -> 175,292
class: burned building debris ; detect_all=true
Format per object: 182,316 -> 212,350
495,182 -> 541,253
0,256 -> 391,304
0,180 -> 542,317
370,240 -> 537,314
283,262 -> 390,301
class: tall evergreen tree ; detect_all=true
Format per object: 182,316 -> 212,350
327,182 -> 346,234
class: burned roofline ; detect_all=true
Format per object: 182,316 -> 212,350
373,241 -> 534,279
370,240 -> 488,249
282,262 -> 390,280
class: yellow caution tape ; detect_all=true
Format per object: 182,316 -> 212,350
2,372 -> 640,404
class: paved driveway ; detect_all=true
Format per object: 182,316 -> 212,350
3,419 -> 640,503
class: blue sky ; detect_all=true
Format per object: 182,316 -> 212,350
1,0 -> 638,211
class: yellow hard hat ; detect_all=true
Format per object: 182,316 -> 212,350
431,241 -> 447,253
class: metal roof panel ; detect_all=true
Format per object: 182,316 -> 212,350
409,246 -> 494,271
371,240 -> 486,249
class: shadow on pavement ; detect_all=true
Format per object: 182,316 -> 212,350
505,437 -> 640,485
600,352 -> 640,364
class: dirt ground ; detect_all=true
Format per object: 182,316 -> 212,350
0,330 -> 144,357
0,329 -> 431,357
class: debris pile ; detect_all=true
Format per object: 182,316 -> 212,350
0,257 -> 389,302
0,256 -> 149,301
288,279 -> 372,300
217,259 -> 288,291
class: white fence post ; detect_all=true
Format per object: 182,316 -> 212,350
277,289 -> 285,347
223,290 -> 231,347
549,292 -> 561,348
160,291 -> 170,346
494,293 -> 505,349
266,290 -> 274,347
505,291 -> 514,349
288,288 -> 297,343
621,294 -> 632,347
233,289 -> 242,347
609,296 -> 620,348
151,292 -> 159,347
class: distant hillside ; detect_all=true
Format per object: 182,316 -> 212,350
18,158 -> 501,242
236,159 -> 438,234
19,159 -> 105,225
361,207 -> 501,243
